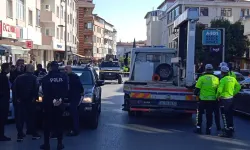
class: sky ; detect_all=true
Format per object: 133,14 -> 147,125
93,0 -> 163,42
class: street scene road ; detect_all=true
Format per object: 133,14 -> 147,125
1,78 -> 250,150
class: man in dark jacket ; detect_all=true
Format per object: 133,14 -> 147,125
13,64 -> 40,142
34,64 -> 47,84
65,66 -> 83,136
40,61 -> 68,150
9,59 -> 25,85
0,63 -> 11,141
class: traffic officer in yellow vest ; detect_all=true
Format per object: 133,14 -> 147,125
194,64 -> 219,135
217,66 -> 241,138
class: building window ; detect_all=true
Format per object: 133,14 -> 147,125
241,9 -> 250,17
29,10 -> 33,26
84,22 -> 93,30
16,0 -> 24,20
70,14 -> 72,24
45,29 -> 50,36
221,8 -> 232,17
36,9 -> 40,26
56,28 -> 59,39
60,28 -> 63,40
60,6 -> 63,19
7,0 -> 13,18
73,2 -> 75,10
200,7 -> 208,16
57,6 -> 59,17
84,35 -> 90,43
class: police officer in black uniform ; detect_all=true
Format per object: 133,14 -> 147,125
40,61 -> 68,150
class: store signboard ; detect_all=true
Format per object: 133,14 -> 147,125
0,21 -> 17,39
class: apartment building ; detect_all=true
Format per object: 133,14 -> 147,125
104,21 -> 117,56
157,0 -> 175,46
165,0 -> 250,49
145,10 -> 162,46
0,0 -> 42,65
116,41 -> 146,59
77,0 -> 95,58
93,15 -> 105,58
40,0 -> 77,65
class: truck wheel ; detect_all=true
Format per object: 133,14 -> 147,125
118,76 -> 122,84
128,111 -> 136,117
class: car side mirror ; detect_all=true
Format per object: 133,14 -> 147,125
96,80 -> 104,86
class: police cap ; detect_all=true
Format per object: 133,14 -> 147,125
221,66 -> 229,73
205,64 -> 213,70
219,62 -> 228,67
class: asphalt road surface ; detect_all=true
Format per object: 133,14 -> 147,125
1,79 -> 250,150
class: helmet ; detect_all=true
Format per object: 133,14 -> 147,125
221,66 -> 229,73
205,64 -> 213,70
219,62 -> 228,67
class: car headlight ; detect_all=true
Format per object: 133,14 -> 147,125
82,94 -> 93,103
36,97 -> 43,102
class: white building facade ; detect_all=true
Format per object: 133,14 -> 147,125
165,0 -> 250,49
145,10 -> 162,46
0,0 -> 42,65
104,22 -> 117,56
40,0 -> 77,66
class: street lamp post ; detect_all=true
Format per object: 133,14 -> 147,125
59,0 -> 68,65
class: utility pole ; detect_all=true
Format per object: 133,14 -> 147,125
64,0 -> 68,65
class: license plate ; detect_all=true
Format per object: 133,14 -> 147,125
63,111 -> 70,116
159,101 -> 177,106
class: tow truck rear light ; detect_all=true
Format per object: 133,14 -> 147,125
185,95 -> 198,100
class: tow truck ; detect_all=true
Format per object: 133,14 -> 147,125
122,8 -> 199,117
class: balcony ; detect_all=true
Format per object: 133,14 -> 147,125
40,11 -> 56,23
42,35 -> 53,45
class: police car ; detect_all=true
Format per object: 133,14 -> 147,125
36,66 -> 104,129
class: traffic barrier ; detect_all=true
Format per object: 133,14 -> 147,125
130,93 -> 151,99
99,70 -> 130,74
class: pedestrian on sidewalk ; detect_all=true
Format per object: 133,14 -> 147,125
40,61 -> 68,150
216,66 -> 241,138
0,63 -> 11,141
64,65 -> 83,136
13,64 -> 41,142
194,64 -> 219,135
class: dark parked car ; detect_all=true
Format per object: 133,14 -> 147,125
234,89 -> 250,116
213,71 -> 245,82
36,66 -> 104,129
240,69 -> 250,79
240,77 -> 250,89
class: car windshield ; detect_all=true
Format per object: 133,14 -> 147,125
100,62 -> 120,67
59,68 -> 93,85
73,70 -> 93,85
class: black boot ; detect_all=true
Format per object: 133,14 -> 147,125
40,144 -> 50,150
218,130 -> 233,138
193,128 -> 202,134
57,143 -> 64,150
206,128 -> 211,135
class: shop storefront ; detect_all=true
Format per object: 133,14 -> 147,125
0,21 -> 31,65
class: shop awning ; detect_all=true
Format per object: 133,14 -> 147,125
73,53 -> 86,58
0,44 -> 30,55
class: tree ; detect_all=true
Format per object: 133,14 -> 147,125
195,23 -> 207,63
210,19 -> 250,61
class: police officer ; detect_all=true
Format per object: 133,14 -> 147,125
40,61 -> 68,150
13,64 -> 40,142
64,66 -> 83,136
217,66 -> 241,138
0,63 -> 11,141
194,64 -> 219,135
